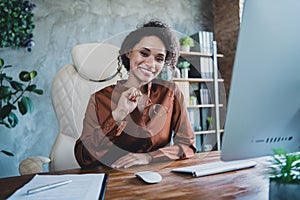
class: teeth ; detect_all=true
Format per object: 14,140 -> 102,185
140,67 -> 154,74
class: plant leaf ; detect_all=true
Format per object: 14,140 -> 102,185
8,112 -> 18,127
32,89 -> 43,95
18,96 -> 33,115
25,84 -> 36,91
18,100 -> 27,115
29,71 -> 37,79
0,86 -> 11,99
10,81 -> 24,91
19,71 -> 31,82
0,120 -> 11,128
3,65 -> 12,69
25,97 -> 34,113
0,104 -> 15,119
1,150 -> 14,156
4,74 -> 13,82
274,149 -> 286,155
0,58 -> 4,68
270,149 -> 300,183
0,73 -> 5,81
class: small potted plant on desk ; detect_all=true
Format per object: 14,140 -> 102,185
177,61 -> 190,79
268,149 -> 300,200
179,36 -> 194,52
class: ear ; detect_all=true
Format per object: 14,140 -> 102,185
126,51 -> 131,59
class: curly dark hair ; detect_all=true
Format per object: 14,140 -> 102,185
119,19 -> 179,71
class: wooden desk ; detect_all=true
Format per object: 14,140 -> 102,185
0,151 -> 270,199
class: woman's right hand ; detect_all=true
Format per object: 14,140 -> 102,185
112,87 -> 142,122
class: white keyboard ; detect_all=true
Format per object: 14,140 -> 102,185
172,160 -> 257,177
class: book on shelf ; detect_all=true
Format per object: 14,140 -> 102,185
188,31 -> 214,78
187,109 -> 195,130
191,31 -> 213,53
199,88 -> 211,104
200,107 -> 210,131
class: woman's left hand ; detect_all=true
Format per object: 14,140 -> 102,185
111,153 -> 152,169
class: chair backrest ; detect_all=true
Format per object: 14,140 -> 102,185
50,43 -> 127,171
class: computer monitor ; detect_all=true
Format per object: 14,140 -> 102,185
221,0 -> 300,161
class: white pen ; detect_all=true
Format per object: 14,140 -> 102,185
26,180 -> 72,195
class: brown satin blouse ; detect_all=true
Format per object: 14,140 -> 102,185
74,79 -> 196,168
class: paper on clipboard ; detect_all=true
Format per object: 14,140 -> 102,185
7,173 -> 108,200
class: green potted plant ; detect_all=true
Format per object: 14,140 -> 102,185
0,1 -> 39,157
177,61 -> 190,79
268,149 -> 300,199
0,58 -> 43,156
0,58 -> 43,128
0,0 -> 36,52
179,36 -> 194,52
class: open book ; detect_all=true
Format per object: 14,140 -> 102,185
8,173 -> 108,200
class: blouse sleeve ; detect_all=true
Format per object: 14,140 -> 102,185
74,94 -> 127,168
148,84 -> 196,162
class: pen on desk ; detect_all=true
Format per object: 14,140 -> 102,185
26,180 -> 72,195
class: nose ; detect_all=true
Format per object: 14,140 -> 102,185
145,55 -> 155,68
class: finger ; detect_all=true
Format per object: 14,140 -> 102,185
128,88 -> 142,101
113,159 -> 135,168
122,155 -> 149,168
123,161 -> 136,168
129,96 -> 137,102
111,154 -> 134,168
122,158 -> 144,168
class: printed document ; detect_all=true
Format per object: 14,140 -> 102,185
8,173 -> 108,200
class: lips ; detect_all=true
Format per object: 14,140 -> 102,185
138,67 -> 155,76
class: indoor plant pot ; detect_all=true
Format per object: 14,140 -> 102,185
269,178 -> 300,200
177,61 -> 190,79
179,36 -> 194,52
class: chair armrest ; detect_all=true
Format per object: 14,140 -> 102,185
19,156 -> 51,175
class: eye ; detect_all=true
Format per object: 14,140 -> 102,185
156,56 -> 165,63
140,50 -> 149,57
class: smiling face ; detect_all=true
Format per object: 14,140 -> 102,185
125,36 -> 166,87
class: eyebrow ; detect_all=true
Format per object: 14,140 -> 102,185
141,47 -> 166,57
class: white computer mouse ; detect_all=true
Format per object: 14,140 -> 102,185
135,171 -> 162,184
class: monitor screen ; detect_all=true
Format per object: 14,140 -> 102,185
221,0 -> 300,161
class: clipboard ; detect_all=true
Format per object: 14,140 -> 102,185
99,173 -> 108,200
8,173 -> 109,200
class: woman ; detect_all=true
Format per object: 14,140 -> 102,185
75,20 -> 196,169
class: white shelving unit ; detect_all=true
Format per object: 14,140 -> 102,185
173,41 -> 224,151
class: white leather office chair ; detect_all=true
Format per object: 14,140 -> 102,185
19,43 -> 127,175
